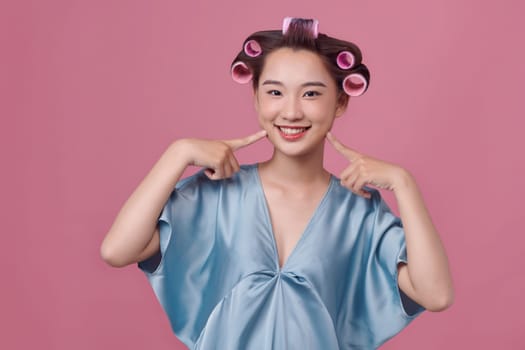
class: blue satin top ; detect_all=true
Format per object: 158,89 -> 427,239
138,163 -> 425,349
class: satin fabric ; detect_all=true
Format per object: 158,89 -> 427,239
138,163 -> 425,349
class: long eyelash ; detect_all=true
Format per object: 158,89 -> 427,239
265,90 -> 321,97
304,91 -> 321,97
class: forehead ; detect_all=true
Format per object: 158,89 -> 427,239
260,47 -> 333,83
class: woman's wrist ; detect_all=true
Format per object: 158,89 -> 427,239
167,138 -> 193,168
391,166 -> 415,194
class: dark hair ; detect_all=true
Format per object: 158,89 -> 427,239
230,18 -> 370,99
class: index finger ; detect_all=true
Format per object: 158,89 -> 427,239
326,131 -> 360,160
224,129 -> 267,151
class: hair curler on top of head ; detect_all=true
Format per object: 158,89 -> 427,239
230,17 -> 370,97
282,17 -> 319,39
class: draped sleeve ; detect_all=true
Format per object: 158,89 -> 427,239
359,187 -> 425,347
370,188 -> 425,318
136,169 -> 225,347
137,169 -> 219,274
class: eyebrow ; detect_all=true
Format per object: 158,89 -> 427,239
261,80 -> 327,88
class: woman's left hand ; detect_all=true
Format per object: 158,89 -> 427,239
326,132 -> 406,199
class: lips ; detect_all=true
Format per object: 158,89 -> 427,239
275,125 -> 311,140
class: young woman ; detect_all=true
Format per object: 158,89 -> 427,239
101,17 -> 454,349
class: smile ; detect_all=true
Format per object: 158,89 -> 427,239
275,125 -> 311,140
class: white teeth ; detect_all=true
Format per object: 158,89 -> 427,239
279,127 -> 307,135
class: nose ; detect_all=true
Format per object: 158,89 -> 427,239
281,96 -> 303,121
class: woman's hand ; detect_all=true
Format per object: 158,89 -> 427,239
180,130 -> 267,180
326,131 -> 406,199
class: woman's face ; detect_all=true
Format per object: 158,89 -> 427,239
254,47 -> 347,158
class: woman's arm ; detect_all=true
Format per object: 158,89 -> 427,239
100,130 -> 267,267
100,140 -> 190,267
326,132 -> 454,311
392,169 -> 454,312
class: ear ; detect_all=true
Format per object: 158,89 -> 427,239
335,93 -> 349,118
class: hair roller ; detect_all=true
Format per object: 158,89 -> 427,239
282,17 -> 293,35
243,39 -> 262,57
282,17 -> 319,38
336,51 -> 355,70
342,73 -> 368,97
231,61 -> 253,84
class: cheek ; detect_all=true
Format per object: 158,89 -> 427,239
256,99 -> 281,120
303,102 -> 335,121
256,106 -> 274,129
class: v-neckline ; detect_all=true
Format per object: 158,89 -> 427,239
253,163 -> 335,271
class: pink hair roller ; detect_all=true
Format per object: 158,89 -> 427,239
231,61 -> 253,84
282,17 -> 293,34
244,39 -> 262,57
336,51 -> 355,70
282,17 -> 319,38
342,73 -> 367,97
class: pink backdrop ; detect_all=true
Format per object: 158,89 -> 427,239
2,0 -> 524,348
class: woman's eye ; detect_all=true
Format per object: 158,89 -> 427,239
267,90 -> 282,96
303,91 -> 320,97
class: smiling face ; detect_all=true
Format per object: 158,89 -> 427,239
254,47 -> 348,158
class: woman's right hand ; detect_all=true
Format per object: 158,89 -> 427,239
179,129 -> 267,180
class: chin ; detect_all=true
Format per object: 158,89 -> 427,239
269,137 -> 323,158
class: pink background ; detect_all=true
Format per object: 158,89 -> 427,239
2,0 -> 524,348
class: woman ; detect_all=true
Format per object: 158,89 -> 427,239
101,17 -> 454,349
